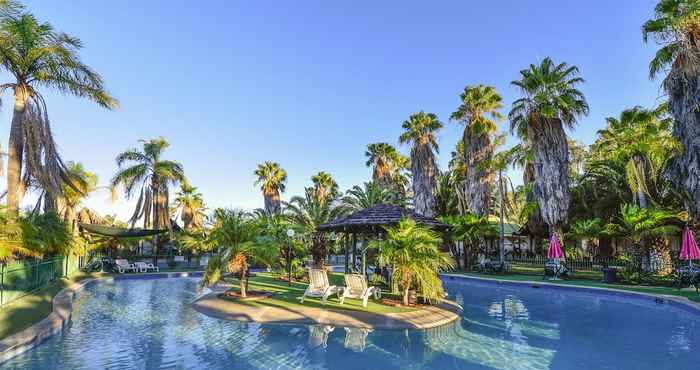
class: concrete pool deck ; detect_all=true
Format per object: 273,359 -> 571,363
191,291 -> 462,330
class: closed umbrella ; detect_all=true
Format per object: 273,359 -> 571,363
679,227 -> 700,267
547,234 -> 565,260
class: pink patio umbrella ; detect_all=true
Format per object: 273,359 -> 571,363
547,233 -> 565,260
680,227 -> 700,267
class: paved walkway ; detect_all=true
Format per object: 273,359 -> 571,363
192,292 -> 461,330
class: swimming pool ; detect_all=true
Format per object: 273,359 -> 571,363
1,276 -> 698,369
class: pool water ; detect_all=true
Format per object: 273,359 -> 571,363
1,276 -> 698,369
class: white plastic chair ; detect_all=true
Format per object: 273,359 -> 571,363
114,259 -> 136,273
300,269 -> 340,304
134,261 -> 159,273
339,274 -> 381,307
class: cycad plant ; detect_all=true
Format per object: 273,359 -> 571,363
371,218 -> 454,305
0,12 -> 117,212
201,209 -> 277,297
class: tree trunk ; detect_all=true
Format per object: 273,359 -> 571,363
463,129 -> 493,216
665,53 -> 700,231
529,119 -> 571,229
264,189 -> 281,215
402,286 -> 410,306
6,87 -> 28,213
411,144 -> 438,217
240,269 -> 247,298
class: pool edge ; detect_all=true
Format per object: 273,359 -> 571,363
441,273 -> 700,316
0,271 -> 203,364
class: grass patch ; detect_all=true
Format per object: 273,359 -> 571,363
0,272 -> 105,340
222,272 -> 413,314
450,271 -> 700,304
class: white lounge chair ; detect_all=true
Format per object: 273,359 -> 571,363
114,259 -> 136,273
344,327 -> 373,352
300,269 -> 340,304
339,273 -> 381,307
134,261 -> 159,273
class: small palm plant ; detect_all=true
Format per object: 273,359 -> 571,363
440,214 -> 497,269
202,209 -> 277,298
371,218 -> 454,305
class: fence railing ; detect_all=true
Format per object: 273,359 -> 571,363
0,254 -> 86,307
505,255 -> 678,274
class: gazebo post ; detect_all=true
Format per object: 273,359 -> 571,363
344,230 -> 350,274
352,233 -> 358,272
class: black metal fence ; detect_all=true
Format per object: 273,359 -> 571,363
505,255 -> 678,274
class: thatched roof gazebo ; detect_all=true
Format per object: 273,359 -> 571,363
317,204 -> 450,273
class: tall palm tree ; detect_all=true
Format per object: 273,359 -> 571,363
0,13 -> 117,213
595,105 -> 679,208
254,161 -> 287,215
111,137 -> 185,230
173,183 -> 206,230
643,1 -> 700,229
342,181 -> 404,211
57,162 -> 98,232
310,171 -> 338,204
450,85 -> 504,217
509,58 -> 589,238
399,111 -> 443,217
365,143 -> 409,192
285,187 -> 347,267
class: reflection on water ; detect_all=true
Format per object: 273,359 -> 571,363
1,277 -> 698,370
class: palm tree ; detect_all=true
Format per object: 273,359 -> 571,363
202,209 -> 277,297
111,137 -> 185,230
370,218 -> 454,305
0,206 -> 41,261
285,187 -> 347,267
254,161 -> 287,215
595,105 -> 679,208
342,181 -> 404,211
643,1 -> 700,230
57,162 -> 98,232
440,213 -> 497,270
609,204 -> 681,272
399,111 -> 443,217
365,143 -> 409,192
450,85 -> 504,217
509,58 -> 589,238
173,183 -> 206,230
0,13 -> 117,213
310,171 -> 338,204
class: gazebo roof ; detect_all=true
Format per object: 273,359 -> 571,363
317,203 -> 450,233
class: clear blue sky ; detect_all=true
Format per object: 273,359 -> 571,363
4,0 -> 665,220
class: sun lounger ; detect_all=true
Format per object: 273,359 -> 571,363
134,261 -> 159,273
300,269 -> 340,304
344,327 -> 373,352
114,259 -> 136,273
544,259 -> 568,280
339,273 -> 381,307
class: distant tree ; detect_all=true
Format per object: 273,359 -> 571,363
254,161 -> 287,215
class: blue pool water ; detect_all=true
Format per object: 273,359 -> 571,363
1,276 -> 698,369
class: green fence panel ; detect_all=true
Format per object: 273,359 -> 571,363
0,255 -> 86,307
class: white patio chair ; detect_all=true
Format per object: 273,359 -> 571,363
339,273 -> 381,307
300,269 -> 340,304
135,261 -> 159,273
114,259 -> 136,273
343,327 -> 373,352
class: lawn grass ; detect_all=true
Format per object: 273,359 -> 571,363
0,272 -> 105,340
450,271 -> 700,304
222,272 -> 413,314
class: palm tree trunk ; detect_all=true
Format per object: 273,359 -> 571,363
6,87 -> 28,213
529,119 -> 571,231
264,190 -> 281,215
240,268 -> 247,298
463,130 -> 493,216
411,145 -> 438,217
402,286 -> 410,306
